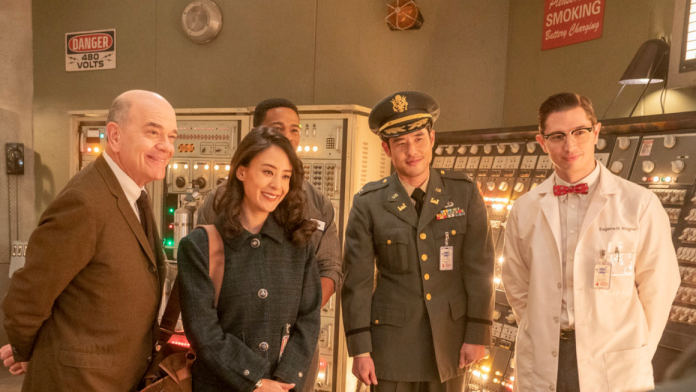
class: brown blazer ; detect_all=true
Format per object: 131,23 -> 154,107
2,154 -> 167,391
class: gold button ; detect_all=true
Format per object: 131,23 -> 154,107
375,320 -> 379,324
387,239 -> 392,245
420,233 -> 426,240
383,179 -> 387,183
451,230 -> 456,235
426,293 -> 432,300
424,273 -> 430,280
440,170 -> 445,175
421,254 -> 428,261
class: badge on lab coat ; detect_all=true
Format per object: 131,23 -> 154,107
594,250 -> 611,289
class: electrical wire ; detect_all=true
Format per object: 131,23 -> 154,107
601,84 -> 626,120
15,176 -> 19,240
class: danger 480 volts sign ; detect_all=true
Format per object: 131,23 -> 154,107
65,29 -> 116,72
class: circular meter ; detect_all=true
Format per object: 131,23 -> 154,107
182,0 -> 223,44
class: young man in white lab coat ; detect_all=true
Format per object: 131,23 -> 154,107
502,92 -> 680,392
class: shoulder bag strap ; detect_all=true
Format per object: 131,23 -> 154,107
197,225 -> 225,307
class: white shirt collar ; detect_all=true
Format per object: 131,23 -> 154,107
555,160 -> 601,201
102,151 -> 145,208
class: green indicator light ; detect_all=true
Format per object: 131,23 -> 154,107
99,133 -> 105,139
169,208 -> 175,214
167,240 -> 174,247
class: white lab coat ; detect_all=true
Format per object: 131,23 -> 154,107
502,162 -> 680,392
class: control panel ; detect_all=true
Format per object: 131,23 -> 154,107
433,117 -> 696,387
79,125 -> 107,170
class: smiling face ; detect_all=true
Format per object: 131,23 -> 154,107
262,107 -> 301,150
236,145 -> 292,220
536,106 -> 600,183
382,128 -> 435,187
106,92 -> 178,187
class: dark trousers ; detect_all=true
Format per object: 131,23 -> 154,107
370,375 -> 464,392
557,335 -> 581,392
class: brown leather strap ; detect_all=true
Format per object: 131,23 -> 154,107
158,225 -> 225,341
197,225 -> 225,307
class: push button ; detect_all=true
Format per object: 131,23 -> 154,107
251,238 -> 260,248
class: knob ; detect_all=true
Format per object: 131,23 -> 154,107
672,160 -> 685,173
526,142 -> 536,153
457,145 -> 467,155
434,146 -> 444,156
664,135 -> 677,149
510,143 -> 520,153
487,181 -> 496,191
642,160 -> 655,173
610,161 -> 624,174
445,146 -> 455,155
505,313 -> 516,324
193,177 -> 207,189
470,145 -> 479,154
175,176 -> 187,188
216,177 -> 226,186
618,137 -> 631,150
493,310 -> 501,321
596,138 -> 607,150
484,144 -> 493,154
497,144 -> 506,154
514,182 -> 525,193
498,181 -> 509,191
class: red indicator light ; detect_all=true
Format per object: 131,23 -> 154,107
168,334 -> 190,348
169,224 -> 174,229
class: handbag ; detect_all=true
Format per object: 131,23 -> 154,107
139,225 -> 225,392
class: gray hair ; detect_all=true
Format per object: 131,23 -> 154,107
106,95 -> 132,126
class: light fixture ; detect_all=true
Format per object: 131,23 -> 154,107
386,0 -> 424,31
603,38 -> 670,118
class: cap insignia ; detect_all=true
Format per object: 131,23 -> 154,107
391,94 -> 408,113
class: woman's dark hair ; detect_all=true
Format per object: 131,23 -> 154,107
213,127 -> 317,245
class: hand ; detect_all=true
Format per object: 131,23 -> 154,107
254,379 -> 295,392
352,356 -> 378,386
459,343 -> 486,369
0,344 -> 28,375
320,277 -> 335,308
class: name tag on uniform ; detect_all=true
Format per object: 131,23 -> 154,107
311,219 -> 326,232
440,246 -> 453,271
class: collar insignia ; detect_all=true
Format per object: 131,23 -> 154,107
430,198 -> 439,204
391,193 -> 399,199
397,203 -> 407,212
435,188 -> 442,193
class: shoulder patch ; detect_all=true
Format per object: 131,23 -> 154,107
358,177 -> 390,195
439,170 -> 473,182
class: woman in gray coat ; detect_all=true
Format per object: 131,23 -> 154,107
177,127 -> 322,392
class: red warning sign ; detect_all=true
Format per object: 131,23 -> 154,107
542,0 -> 605,51
65,29 -> 116,72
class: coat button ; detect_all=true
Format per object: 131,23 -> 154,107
383,179 -> 387,183
387,239 -> 392,245
552,351 -> 557,357
424,273 -> 430,281
149,265 -> 157,273
258,289 -> 268,299
244,369 -> 250,376
549,385 -> 555,391
259,342 -> 269,351
451,230 -> 456,235
147,356 -> 153,363
251,238 -> 260,248
440,170 -> 445,175
553,317 -> 559,323
426,293 -> 432,300
421,254 -> 428,261
374,320 -> 379,324
298,372 -> 303,378
420,233 -> 426,240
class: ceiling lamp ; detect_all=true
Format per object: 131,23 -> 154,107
386,0 -> 424,31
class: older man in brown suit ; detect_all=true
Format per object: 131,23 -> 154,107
0,90 -> 178,391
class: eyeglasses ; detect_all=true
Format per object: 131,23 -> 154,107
542,127 -> 594,144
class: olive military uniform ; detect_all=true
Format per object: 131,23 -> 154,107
341,168 -> 494,383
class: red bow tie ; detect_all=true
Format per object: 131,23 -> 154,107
553,183 -> 589,196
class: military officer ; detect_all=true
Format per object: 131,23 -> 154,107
341,91 -> 495,392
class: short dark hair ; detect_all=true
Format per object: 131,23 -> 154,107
538,93 -> 597,134
253,98 -> 299,127
214,127 -> 316,245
